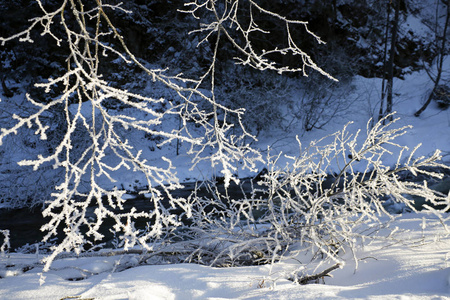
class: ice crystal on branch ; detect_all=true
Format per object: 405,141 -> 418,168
183,114 -> 449,269
183,0 -> 337,79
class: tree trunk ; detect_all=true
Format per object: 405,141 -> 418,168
386,0 -> 400,122
415,0 -> 450,117
379,2 -> 391,122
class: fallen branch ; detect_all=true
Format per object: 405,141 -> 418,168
289,263 -> 342,284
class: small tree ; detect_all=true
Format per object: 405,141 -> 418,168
0,0 -> 332,272
379,0 -> 401,123
415,0 -> 450,117
182,114 -> 449,271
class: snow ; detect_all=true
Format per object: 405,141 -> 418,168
1,3 -> 450,299
0,62 -> 449,299
253,63 -> 450,170
0,214 -> 448,299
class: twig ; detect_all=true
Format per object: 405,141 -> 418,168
289,263 -> 342,284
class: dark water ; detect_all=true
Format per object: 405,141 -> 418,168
0,206 -> 50,251
0,178 -> 261,251
0,166 -> 448,251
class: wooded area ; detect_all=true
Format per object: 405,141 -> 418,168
0,0 -> 448,279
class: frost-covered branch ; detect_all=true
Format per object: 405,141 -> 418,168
0,0 -> 334,273
183,0 -> 337,79
184,114 -> 449,269
3,0 -> 446,283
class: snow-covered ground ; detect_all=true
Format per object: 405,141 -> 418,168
0,214 -> 448,299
